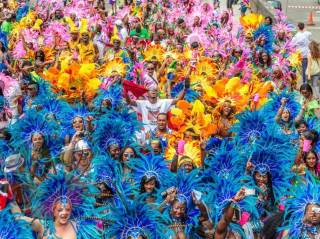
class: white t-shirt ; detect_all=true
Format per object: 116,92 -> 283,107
136,99 -> 173,131
292,31 -> 312,58
5,83 -> 21,121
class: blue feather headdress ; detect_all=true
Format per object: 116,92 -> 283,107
283,174 -> 320,237
39,97 -> 72,123
204,141 -> 246,181
92,84 -> 123,112
204,173 -> 257,236
248,141 -> 293,201
0,207 -> 34,239
174,169 -> 204,205
262,90 -> 301,119
61,103 -> 92,136
104,197 -> 168,239
253,25 -> 274,54
161,169 -> 204,233
126,153 -> 174,195
92,115 -> 140,153
30,171 -> 101,238
0,32 -> 8,49
92,154 -> 134,196
31,171 -> 97,219
231,109 -> 275,145
9,110 -> 61,155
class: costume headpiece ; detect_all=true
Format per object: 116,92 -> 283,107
284,174 -> 320,237
65,16 -> 78,33
30,172 -> 101,237
103,58 -> 127,77
79,18 -> 89,34
127,153 -> 174,192
92,115 -> 139,152
143,45 -> 165,62
9,110 -> 61,154
248,132 -> 295,200
231,110 -> 274,145
104,197 -> 167,238
93,84 -> 123,111
262,90 -> 301,119
204,172 -> 257,234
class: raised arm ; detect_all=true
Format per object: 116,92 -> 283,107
125,92 -> 137,106
215,188 -> 246,239
275,98 -> 287,123
10,201 -> 43,234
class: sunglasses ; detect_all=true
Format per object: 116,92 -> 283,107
75,151 -> 91,157
124,153 -> 134,158
147,67 -> 154,70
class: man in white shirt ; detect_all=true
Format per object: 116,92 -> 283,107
127,79 -> 189,131
292,22 -> 312,83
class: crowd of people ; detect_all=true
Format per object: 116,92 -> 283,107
0,0 -> 320,238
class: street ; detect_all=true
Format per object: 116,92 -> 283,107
279,0 -> 320,40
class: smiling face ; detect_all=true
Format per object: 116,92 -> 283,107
109,144 -> 120,159
53,201 -> 72,225
305,204 -> 320,226
122,147 -> 135,162
306,152 -> 317,169
81,33 -> 90,43
32,133 -> 44,150
222,102 -> 232,117
171,200 -> 186,218
72,117 -> 84,132
143,178 -> 156,193
254,172 -> 268,187
182,161 -> 193,173
297,123 -> 307,134
157,114 -> 167,131
281,109 -> 290,122
74,149 -> 92,167
300,89 -> 312,99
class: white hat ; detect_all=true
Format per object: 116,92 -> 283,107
4,154 -> 24,173
74,140 -> 91,152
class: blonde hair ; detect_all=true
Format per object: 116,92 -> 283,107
309,41 -> 320,59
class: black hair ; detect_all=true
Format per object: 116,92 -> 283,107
258,50 -> 272,67
265,16 -> 273,25
298,22 -> 305,31
253,171 -> 276,209
177,18 -> 185,25
157,113 -> 168,119
35,50 -> 45,62
140,175 -> 159,193
294,119 -> 308,129
262,211 -> 285,239
135,24 -> 142,33
28,81 -> 40,91
0,41 -> 6,52
299,83 -> 313,94
120,145 -> 138,163
191,42 -> 199,49
22,60 -> 33,68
